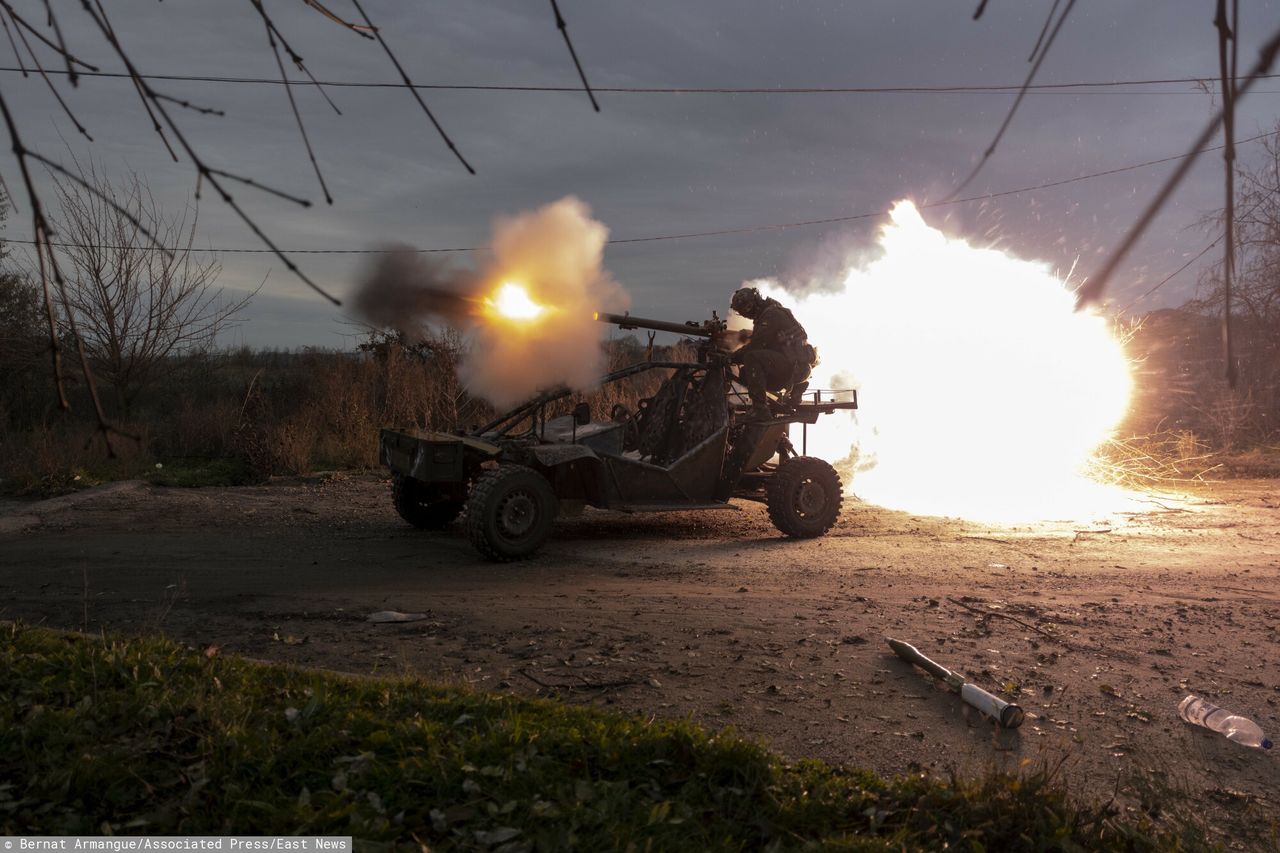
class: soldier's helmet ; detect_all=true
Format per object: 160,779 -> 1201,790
730,287 -> 764,317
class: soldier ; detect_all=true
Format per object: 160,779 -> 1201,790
728,287 -> 816,420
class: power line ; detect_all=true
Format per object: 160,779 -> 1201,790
10,129 -> 1274,256
1118,151 -> 1277,315
1074,23 -> 1280,307
2,65 -> 1277,95
1118,238 -> 1219,314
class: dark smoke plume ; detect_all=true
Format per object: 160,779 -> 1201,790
352,249 -> 478,335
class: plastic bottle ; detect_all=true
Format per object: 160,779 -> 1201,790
1178,695 -> 1273,749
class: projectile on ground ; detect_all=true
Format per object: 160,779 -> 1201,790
886,638 -> 1025,729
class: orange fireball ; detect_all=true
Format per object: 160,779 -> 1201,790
485,282 -> 547,323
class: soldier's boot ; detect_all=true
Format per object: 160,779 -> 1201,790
741,363 -> 774,421
786,380 -> 810,410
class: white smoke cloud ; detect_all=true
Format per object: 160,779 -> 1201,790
458,196 -> 628,407
353,196 -> 627,409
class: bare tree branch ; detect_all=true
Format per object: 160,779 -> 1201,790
48,161 -> 250,419
1027,0 -> 1061,63
0,12 -> 28,77
946,0 -> 1077,201
0,88 -> 85,419
206,167 -> 313,207
301,0 -> 374,39
3,8 -> 92,141
32,221 -> 67,409
249,0 -> 333,204
0,2 -> 97,73
154,92 -> 226,117
348,0 -> 476,174
39,0 -> 78,85
254,1 -> 344,115
29,151 -> 174,259
75,0 -> 342,305
548,0 -> 599,112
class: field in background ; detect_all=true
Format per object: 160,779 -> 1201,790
2,308 -> 1278,495
0,333 -> 691,494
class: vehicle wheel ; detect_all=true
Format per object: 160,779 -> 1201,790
465,465 -> 558,561
391,474 -> 463,529
766,456 -> 843,538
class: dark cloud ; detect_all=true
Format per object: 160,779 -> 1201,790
1,0 -> 1276,346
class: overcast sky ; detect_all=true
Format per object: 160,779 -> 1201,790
2,0 -> 1278,348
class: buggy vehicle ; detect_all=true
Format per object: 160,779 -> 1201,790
379,312 -> 858,561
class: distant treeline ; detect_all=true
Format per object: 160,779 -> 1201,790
0,329 -> 683,493
1,302 -> 1276,493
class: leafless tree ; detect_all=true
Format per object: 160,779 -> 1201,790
48,160 -> 249,419
1195,126 -> 1280,438
0,268 -> 49,427
0,194 -> 53,426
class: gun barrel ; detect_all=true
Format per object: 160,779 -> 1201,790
594,311 -> 714,338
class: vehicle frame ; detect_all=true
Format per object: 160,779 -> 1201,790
380,356 -> 857,560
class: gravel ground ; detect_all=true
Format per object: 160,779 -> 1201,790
3,473 -> 1278,843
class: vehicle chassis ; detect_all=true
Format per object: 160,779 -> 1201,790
380,358 -> 857,561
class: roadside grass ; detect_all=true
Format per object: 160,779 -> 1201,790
1214,444 -> 1280,478
1096,431 -> 1280,488
0,625 -> 1205,851
0,453 -> 261,497
145,458 -> 260,489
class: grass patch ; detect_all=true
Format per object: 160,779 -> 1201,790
146,458 -> 259,489
1214,445 -> 1280,478
1,455 -> 259,497
1097,432 -> 1280,487
0,624 -> 1201,850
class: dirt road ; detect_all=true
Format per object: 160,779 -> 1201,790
3,474 -> 1278,841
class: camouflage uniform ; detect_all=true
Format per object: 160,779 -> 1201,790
730,288 -> 814,418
